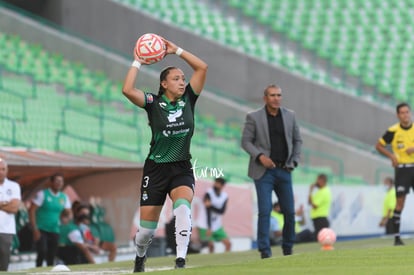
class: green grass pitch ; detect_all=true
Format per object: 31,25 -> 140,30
5,237 -> 414,275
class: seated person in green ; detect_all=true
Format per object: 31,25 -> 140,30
57,209 -> 96,265
76,204 -> 117,262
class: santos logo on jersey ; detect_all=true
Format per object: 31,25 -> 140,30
167,109 -> 183,122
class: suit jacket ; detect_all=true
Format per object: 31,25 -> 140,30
241,106 -> 302,180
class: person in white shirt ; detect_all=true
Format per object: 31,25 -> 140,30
0,158 -> 21,271
197,178 -> 231,253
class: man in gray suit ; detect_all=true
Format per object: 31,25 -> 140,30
241,84 -> 302,258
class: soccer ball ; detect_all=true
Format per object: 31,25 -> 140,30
135,33 -> 166,64
317,228 -> 336,250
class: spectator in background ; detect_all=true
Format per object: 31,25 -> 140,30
29,173 -> 71,267
270,202 -> 313,246
57,209 -> 96,265
308,174 -> 332,240
76,204 -> 117,262
0,158 -> 21,271
15,201 -> 32,253
379,177 -> 396,235
198,178 -> 231,253
71,200 -> 82,218
294,204 -> 314,243
269,202 -> 283,246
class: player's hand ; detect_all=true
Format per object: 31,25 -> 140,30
133,51 -> 151,65
160,37 -> 179,55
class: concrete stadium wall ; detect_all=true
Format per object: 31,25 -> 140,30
70,169 -> 142,245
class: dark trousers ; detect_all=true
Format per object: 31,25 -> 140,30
312,217 -> 330,240
57,245 -> 87,265
295,229 -> 314,243
35,230 -> 59,267
254,168 -> 295,256
386,219 -> 394,235
0,233 -> 13,271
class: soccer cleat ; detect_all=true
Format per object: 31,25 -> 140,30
394,237 -> 405,246
260,252 -> 271,259
175,257 -> 186,269
133,255 -> 146,273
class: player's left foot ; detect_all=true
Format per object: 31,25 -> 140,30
175,257 -> 186,268
394,237 -> 405,246
133,255 -> 146,272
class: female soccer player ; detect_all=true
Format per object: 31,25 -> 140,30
122,36 -> 207,272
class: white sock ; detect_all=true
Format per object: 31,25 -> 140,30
134,226 -> 155,257
174,203 -> 192,259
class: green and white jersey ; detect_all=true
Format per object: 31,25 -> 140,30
32,188 -> 71,233
59,221 -> 84,246
143,84 -> 198,163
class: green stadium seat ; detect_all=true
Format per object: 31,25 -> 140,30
0,25 -> 368,184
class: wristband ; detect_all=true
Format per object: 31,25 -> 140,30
175,47 -> 184,56
131,60 -> 141,69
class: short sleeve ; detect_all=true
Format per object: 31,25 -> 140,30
68,229 -> 84,244
379,130 -> 395,145
64,194 -> 71,209
12,183 -> 21,200
186,83 -> 198,107
143,92 -> 156,112
32,190 -> 44,206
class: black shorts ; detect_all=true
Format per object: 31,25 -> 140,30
140,159 -> 195,206
395,166 -> 414,196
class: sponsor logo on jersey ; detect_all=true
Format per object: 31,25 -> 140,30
166,121 -> 184,128
159,102 -> 167,108
162,130 -> 171,137
162,128 -> 190,137
167,109 -> 183,122
172,128 -> 190,135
